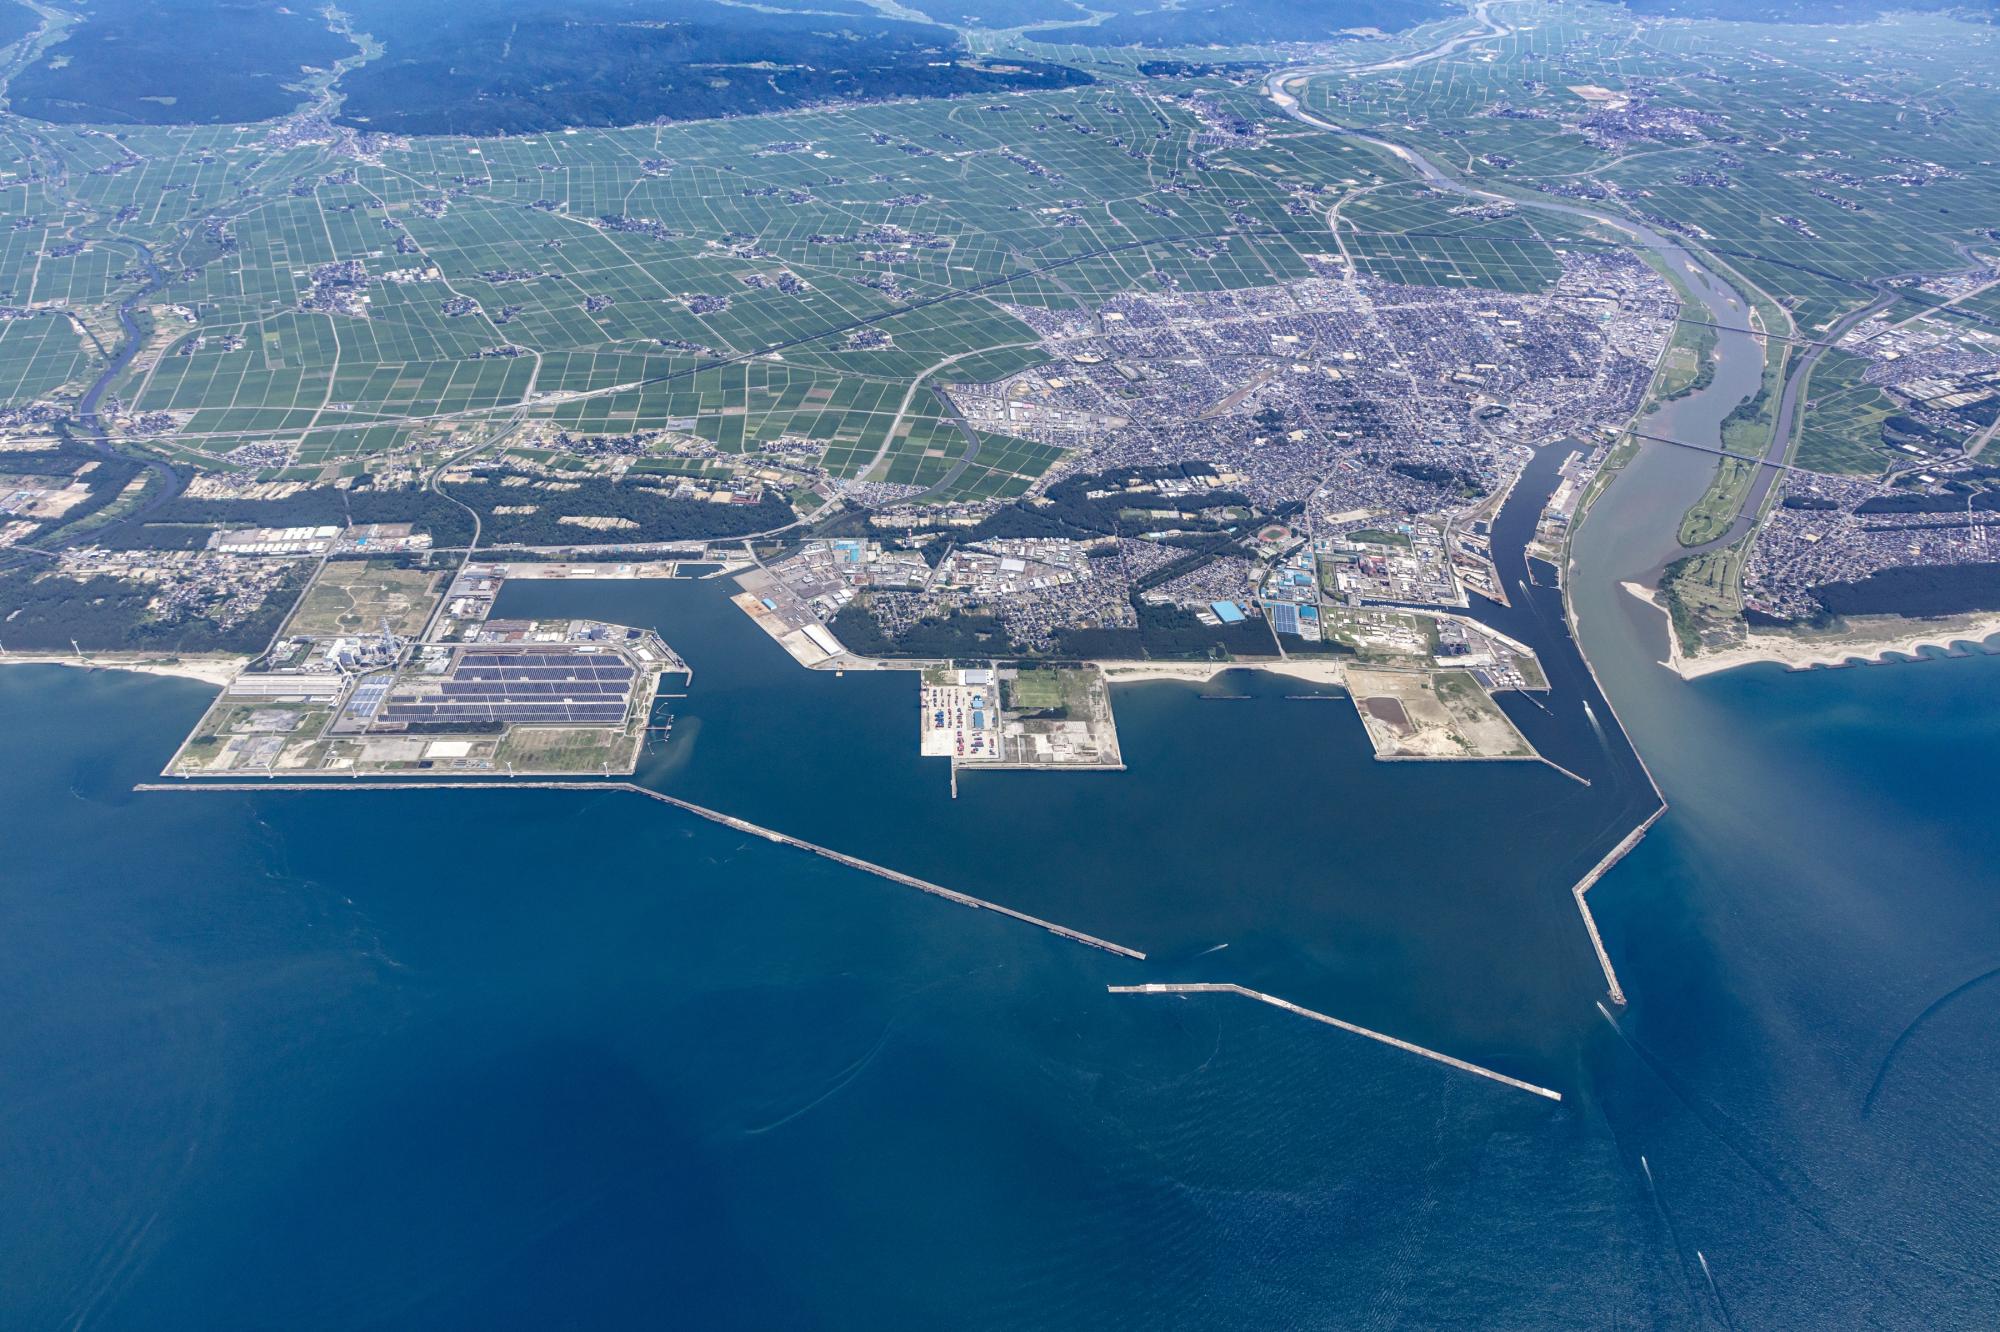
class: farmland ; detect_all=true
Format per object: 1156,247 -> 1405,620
0,0 -> 1995,647
17,80 -> 1449,504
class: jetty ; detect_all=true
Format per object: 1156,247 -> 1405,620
1108,982 -> 1562,1102
1566,806 -> 1664,1007
133,779 -> 1146,961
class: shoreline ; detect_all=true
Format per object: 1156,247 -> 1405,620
1619,584 -> 2000,679
822,653 -> 1352,688
0,652 -> 245,688
1096,658 -> 1349,687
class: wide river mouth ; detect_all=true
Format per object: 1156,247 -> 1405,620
471,114 -> 1781,1101
9,40 -> 2000,1327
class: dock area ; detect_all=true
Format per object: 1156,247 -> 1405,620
161,557 -> 685,781
922,662 -> 1124,778
732,567 -> 848,668
1108,982 -> 1562,1102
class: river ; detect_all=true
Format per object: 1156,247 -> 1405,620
3,27 -> 1999,1329
1281,31 -> 2000,1328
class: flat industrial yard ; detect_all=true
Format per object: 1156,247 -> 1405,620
163,558 -> 682,777
1345,666 -> 1535,761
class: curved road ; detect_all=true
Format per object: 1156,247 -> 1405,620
1675,291 -> 1894,561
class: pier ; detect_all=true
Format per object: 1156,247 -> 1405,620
1108,983 -> 1562,1102
133,779 -> 1146,962
1539,755 -> 1592,787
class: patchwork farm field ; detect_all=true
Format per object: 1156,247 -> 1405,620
1,0 -> 1993,552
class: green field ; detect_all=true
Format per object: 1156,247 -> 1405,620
1005,666 -> 1097,715
1792,347 -> 1903,475
1336,184 -> 1565,294
284,560 -> 439,638
1304,5 -> 2000,323
493,725 -> 634,773
0,55 -> 1430,503
1661,540 -> 1752,656
0,0 -> 1990,568
0,313 -> 94,404
1677,455 -> 1754,548
1655,319 -> 1718,403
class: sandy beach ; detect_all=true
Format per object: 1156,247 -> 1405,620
0,652 -> 246,688
1097,658 -> 1349,687
1620,582 -> 2000,679
815,654 -> 1350,687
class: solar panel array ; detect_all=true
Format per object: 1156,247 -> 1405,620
343,677 -> 392,722
377,649 -> 636,727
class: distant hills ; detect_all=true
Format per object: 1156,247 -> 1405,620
1622,0 -> 1995,18
331,0 -> 1089,137
5,0 -> 1994,133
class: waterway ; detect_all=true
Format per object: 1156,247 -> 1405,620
10,585 -> 2000,1328
7,33 -> 2000,1331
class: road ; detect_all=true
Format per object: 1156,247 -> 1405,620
854,343 -> 1032,499
1262,14 -> 1790,573
1675,292 -> 1896,558
1257,7 -> 1784,1006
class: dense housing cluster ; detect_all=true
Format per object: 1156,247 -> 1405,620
1744,470 -> 2000,620
951,251 -> 1671,517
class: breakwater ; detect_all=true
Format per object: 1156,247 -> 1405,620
1108,983 -> 1562,1101
133,779 -> 1146,961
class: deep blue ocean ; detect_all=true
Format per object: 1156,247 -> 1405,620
5,571 -> 1998,1326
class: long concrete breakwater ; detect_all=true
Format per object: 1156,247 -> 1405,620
1567,805 -> 1666,1008
1269,39 -> 1754,1025
133,779 -> 1146,962
1108,983 -> 1563,1102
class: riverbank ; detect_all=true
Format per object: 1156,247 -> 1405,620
0,651 -> 244,687
1620,582 -> 2000,678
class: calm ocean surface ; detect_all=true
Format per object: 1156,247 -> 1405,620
5,564 -> 1999,1325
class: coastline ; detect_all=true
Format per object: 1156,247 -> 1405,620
1097,658 -> 1349,688
0,652 -> 245,688
1619,583 -> 2000,679
818,653 -> 1351,688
